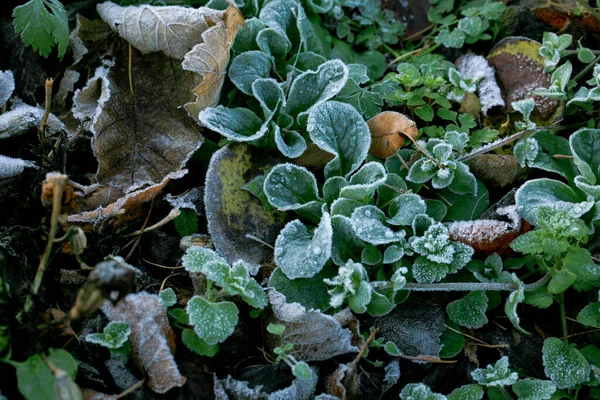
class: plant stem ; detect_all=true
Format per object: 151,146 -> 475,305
382,43 -> 400,59
559,292 -> 569,341
498,386 -> 516,400
576,0 -> 600,21
39,78 -> 54,148
572,53 -> 600,82
24,173 -> 66,314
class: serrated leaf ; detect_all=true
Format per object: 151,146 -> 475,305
182,328 -> 219,357
577,301 -> 600,327
274,212 -> 333,279
446,291 -> 488,329
87,321 -> 131,349
400,383 -> 447,400
13,0 -> 69,58
351,205 -> 405,245
471,356 -> 518,387
512,379 -> 556,400
307,101 -> 371,179
543,338 -> 590,389
228,50 -> 272,95
186,296 -> 239,345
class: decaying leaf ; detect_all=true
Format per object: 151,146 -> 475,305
293,142 -> 335,169
268,289 -> 359,362
101,292 -> 186,393
81,388 -> 117,400
468,154 -> 526,187
205,143 -> 286,265
366,111 -> 417,159
0,155 -> 37,180
214,369 -> 318,400
449,204 -> 526,254
326,362 -> 361,400
96,1 -> 224,59
0,70 -> 15,107
487,37 -> 560,120
54,70 -> 80,109
0,102 -> 69,140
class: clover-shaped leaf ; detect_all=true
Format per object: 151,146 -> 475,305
543,338 -> 590,389
186,296 -> 239,345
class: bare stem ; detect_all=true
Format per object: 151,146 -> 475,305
405,134 -> 446,170
39,78 -> 54,148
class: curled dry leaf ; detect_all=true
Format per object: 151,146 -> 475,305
326,362 -> 361,400
487,37 -> 560,120
102,292 -> 186,393
0,155 -> 37,180
0,102 -> 70,140
468,154 -> 526,188
449,204 -> 530,254
366,111 -> 417,159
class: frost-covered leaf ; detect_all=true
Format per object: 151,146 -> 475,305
228,51 -> 272,95
505,276 -> 528,334
471,356 -> 518,387
232,18 -> 264,53
439,322 -> 465,359
73,49 -> 202,192
257,27 -> 291,59
204,144 -> 286,265
182,328 -> 219,357
0,103 -> 68,140
324,260 -> 372,313
275,127 -> 307,159
264,163 -> 321,211
268,265 -> 334,311
307,101 -> 371,179
199,106 -> 266,142
331,215 -> 365,266
187,296 -> 238,345
543,338 -> 590,389
182,6 -> 245,116
9,349 -> 78,400
159,288 -> 177,309
577,300 -> 600,327
400,383 -> 447,400
512,379 -> 556,400
446,291 -> 488,329
0,70 -> 15,107
97,1 -> 224,59
101,292 -> 186,393
86,321 -> 131,349
447,384 -> 483,400
388,194 -> 427,226
570,128 -> 600,185
269,290 -> 358,361
382,360 -> 401,394
351,205 -> 405,245
13,0 -> 69,58
323,176 -> 349,204
515,178 -> 592,226
0,155 -> 37,180
339,161 -> 387,202
274,212 -> 332,279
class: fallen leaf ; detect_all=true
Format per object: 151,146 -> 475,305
326,362 -> 361,400
214,369 -> 318,400
205,143 -> 286,265
487,36 -> 560,120
366,111 -> 417,159
102,292 -> 186,393
0,70 -> 15,107
293,142 -> 335,169
0,155 -> 37,180
467,154 -> 526,187
0,102 -> 70,140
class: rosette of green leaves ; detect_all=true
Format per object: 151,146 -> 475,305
534,61 -> 572,100
323,260 -> 372,313
539,32 -> 572,72
409,220 -> 474,283
406,138 -> 477,195
568,64 -> 600,106
471,356 -> 518,387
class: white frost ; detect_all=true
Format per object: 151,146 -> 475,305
0,155 -> 37,179
456,54 -> 505,115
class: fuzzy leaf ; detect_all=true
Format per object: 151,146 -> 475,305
228,51 -> 272,95
400,383 -> 447,400
471,356 -> 518,387
187,296 -> 239,345
512,379 -> 556,400
446,291 -> 488,329
86,321 -> 131,349
199,106 -> 266,142
274,212 -> 333,279
447,384 -> 484,400
264,163 -> 320,211
351,205 -> 405,245
307,101 -> 371,179
388,194 -> 427,226
543,337 -> 590,389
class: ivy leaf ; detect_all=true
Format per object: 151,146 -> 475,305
13,0 -> 69,58
228,51 -> 272,95
307,101 -> 371,179
512,379 -> 556,400
471,356 -> 518,387
351,205 -> 405,245
446,291 -> 488,329
186,296 -> 239,345
543,338 -> 590,389
274,212 -> 333,279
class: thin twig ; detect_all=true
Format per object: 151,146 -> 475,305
444,324 -> 492,346
39,78 -> 54,148
124,199 -> 154,261
128,43 -> 135,96
245,234 -> 275,250
143,259 -> 184,269
351,328 -> 380,372
115,378 -> 146,399
399,355 -> 457,364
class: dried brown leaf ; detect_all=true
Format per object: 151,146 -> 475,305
366,111 -> 416,159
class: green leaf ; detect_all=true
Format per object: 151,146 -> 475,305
447,384 -> 484,400
400,383 -> 447,400
471,356 -> 518,387
439,322 -> 465,359
174,209 -> 198,237
274,212 -> 333,279
186,296 -> 239,345
446,291 -> 488,329
292,361 -> 313,380
324,260 -> 372,313
242,174 -> 273,211
512,379 -> 557,400
232,18 -> 265,53
524,286 -> 554,309
267,323 -> 286,336
448,162 -> 477,195
182,328 -> 219,357
10,349 -> 78,400
268,264 -> 335,311
198,106 -> 267,142
159,288 -> 177,309
515,178 -> 591,225
323,176 -> 349,204
578,45 -> 595,64
13,0 -> 69,58
264,163 -> 320,211
274,127 -> 307,159
307,101 -> 371,179
351,205 -> 405,245
415,105 -> 435,121
388,194 -> 427,226
543,338 -> 590,389
562,247 -> 600,291
577,300 -> 600,327
339,162 -> 387,202
515,132 -> 577,181
331,214 -> 365,266
228,51 -> 272,95
384,341 -> 402,356
361,245 -> 382,265
253,78 -> 285,118
366,289 -> 396,316
435,28 -> 465,48
182,247 -> 227,273
505,278 -> 528,334
284,60 -> 348,120
570,128 -> 600,185
548,269 -> 577,294
256,28 -> 291,60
